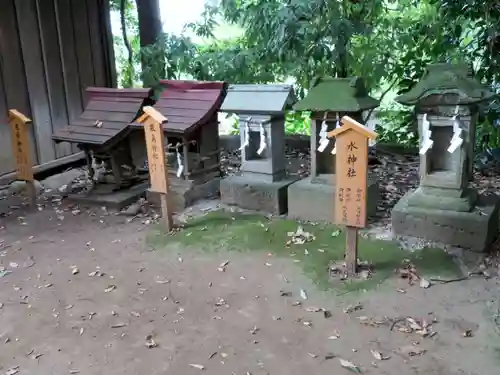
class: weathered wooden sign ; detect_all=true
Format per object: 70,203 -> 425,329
137,106 -> 173,231
8,109 -> 36,206
9,109 -> 33,182
328,116 -> 377,275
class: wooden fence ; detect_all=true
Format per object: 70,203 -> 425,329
0,0 -> 116,175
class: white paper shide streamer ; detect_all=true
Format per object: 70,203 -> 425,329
419,113 -> 433,155
257,123 -> 267,155
331,113 -> 341,155
447,106 -> 463,153
317,112 -> 329,153
176,148 -> 184,178
239,117 -> 251,151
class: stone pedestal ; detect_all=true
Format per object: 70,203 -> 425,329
220,174 -> 298,215
67,180 -> 150,210
287,175 -> 379,223
147,177 -> 220,213
392,190 -> 499,252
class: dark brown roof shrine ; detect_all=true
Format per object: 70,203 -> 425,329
52,87 -> 153,147
151,80 -> 226,134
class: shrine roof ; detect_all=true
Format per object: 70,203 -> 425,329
52,87 -> 153,146
328,116 -> 377,140
152,80 -> 227,134
396,63 -> 497,106
220,84 -> 295,115
293,77 -> 380,113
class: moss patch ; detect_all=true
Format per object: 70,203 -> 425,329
149,211 -> 462,292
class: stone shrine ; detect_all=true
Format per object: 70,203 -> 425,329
287,77 -> 380,222
392,62 -> 498,251
219,84 -> 296,214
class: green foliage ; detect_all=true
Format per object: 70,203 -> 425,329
228,111 -> 311,136
375,109 -> 418,147
110,0 -> 500,147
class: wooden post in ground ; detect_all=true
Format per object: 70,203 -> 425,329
136,106 -> 173,232
8,109 -> 36,207
328,116 -> 378,276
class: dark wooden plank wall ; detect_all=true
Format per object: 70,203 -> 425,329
0,0 -> 116,175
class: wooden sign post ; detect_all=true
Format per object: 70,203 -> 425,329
136,106 -> 174,232
328,116 -> 377,276
8,109 -> 36,207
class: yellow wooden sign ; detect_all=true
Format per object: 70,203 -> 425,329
138,106 -> 169,194
137,106 -> 174,232
8,109 -> 33,182
328,116 -> 377,228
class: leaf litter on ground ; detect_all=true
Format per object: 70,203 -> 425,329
339,358 -> 361,373
286,226 -> 316,245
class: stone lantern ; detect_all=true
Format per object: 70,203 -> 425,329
287,76 -> 380,222
392,62 -> 498,251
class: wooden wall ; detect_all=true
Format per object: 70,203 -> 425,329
0,0 -> 116,175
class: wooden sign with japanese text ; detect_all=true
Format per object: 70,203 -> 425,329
8,109 -> 33,182
140,109 -> 168,194
328,116 -> 377,228
137,106 -> 174,232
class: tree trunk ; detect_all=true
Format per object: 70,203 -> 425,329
135,0 -> 164,86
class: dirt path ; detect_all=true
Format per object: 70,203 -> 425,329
1,201 -> 500,375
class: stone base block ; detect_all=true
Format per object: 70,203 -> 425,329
67,181 -> 149,210
147,178 -> 220,213
287,177 -> 379,223
392,190 -> 500,252
220,175 -> 298,215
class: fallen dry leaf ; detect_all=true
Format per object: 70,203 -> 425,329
300,289 -> 308,300
145,334 -> 158,348
71,267 -> 79,275
104,285 -> 116,293
189,364 -> 205,370
208,352 -> 217,359
370,350 -> 390,360
339,358 -> 361,373
343,303 -> 363,314
463,329 -> 473,337
328,331 -> 340,340
399,344 -> 426,356
419,278 -> 431,289
286,226 -> 316,245
5,366 -> 20,375
305,306 -> 322,313
217,260 -> 229,272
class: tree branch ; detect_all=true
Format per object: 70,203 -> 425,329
363,77 -> 398,123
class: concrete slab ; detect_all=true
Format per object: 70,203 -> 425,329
287,176 -> 379,223
220,175 -> 299,215
67,181 -> 149,210
392,190 -> 500,252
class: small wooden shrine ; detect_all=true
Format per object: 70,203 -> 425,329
52,87 -> 153,207
392,62 -> 498,251
287,76 -> 380,222
130,80 -> 227,210
219,84 -> 296,214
